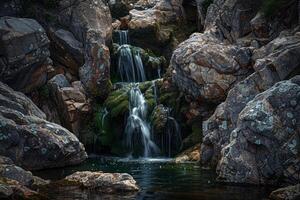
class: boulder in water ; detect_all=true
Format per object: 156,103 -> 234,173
60,171 -> 139,193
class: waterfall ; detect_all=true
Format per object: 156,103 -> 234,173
101,108 -> 109,129
133,51 -> 146,82
117,30 -> 129,45
159,115 -> 182,157
152,80 -> 158,106
125,84 -> 160,157
116,30 -> 147,82
157,66 -> 161,79
118,45 -> 136,82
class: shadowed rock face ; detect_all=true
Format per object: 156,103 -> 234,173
269,184 -> 300,200
0,81 -> 87,170
0,16 -> 50,93
216,76 -> 300,185
48,74 -> 91,136
205,0 -> 262,42
57,0 -> 113,98
0,156 -> 49,199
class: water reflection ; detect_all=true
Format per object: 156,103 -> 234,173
34,157 -> 273,200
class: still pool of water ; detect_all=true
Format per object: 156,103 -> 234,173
34,157 -> 272,200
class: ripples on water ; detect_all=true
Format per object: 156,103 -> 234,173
35,157 -> 272,200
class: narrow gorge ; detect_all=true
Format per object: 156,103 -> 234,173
0,0 -> 300,199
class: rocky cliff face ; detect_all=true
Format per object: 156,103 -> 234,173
0,17 -> 51,93
170,0 -> 300,186
217,77 -> 300,185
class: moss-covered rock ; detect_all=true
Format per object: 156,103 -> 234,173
111,43 -> 167,82
150,105 -> 170,134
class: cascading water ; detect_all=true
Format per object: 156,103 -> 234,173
101,108 -> 109,129
125,84 -> 160,157
116,30 -> 146,82
152,80 -> 158,106
118,30 -> 129,45
166,117 -> 182,157
115,30 -> 182,158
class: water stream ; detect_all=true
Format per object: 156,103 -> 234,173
125,84 -> 160,157
116,30 -> 146,83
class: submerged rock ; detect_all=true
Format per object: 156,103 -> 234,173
0,16 -> 50,93
0,81 -> 87,170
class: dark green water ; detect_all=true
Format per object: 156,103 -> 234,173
34,157 -> 272,200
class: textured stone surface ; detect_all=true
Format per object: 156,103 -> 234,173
0,156 -> 48,199
63,171 -> 139,193
48,28 -> 84,80
205,0 -> 262,42
201,33 -> 300,168
216,77 -> 300,185
0,16 -> 50,93
175,143 -> 200,163
0,81 -> 87,170
171,32 -> 252,102
48,75 -> 91,136
128,0 -> 184,52
58,0 -> 113,98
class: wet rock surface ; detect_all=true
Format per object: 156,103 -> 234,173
62,171 -> 139,193
0,156 -> 48,200
175,143 -> 200,163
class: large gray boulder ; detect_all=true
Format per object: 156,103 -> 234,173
201,32 -> 300,168
0,17 -> 50,93
0,81 -> 87,170
216,76 -> 300,185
